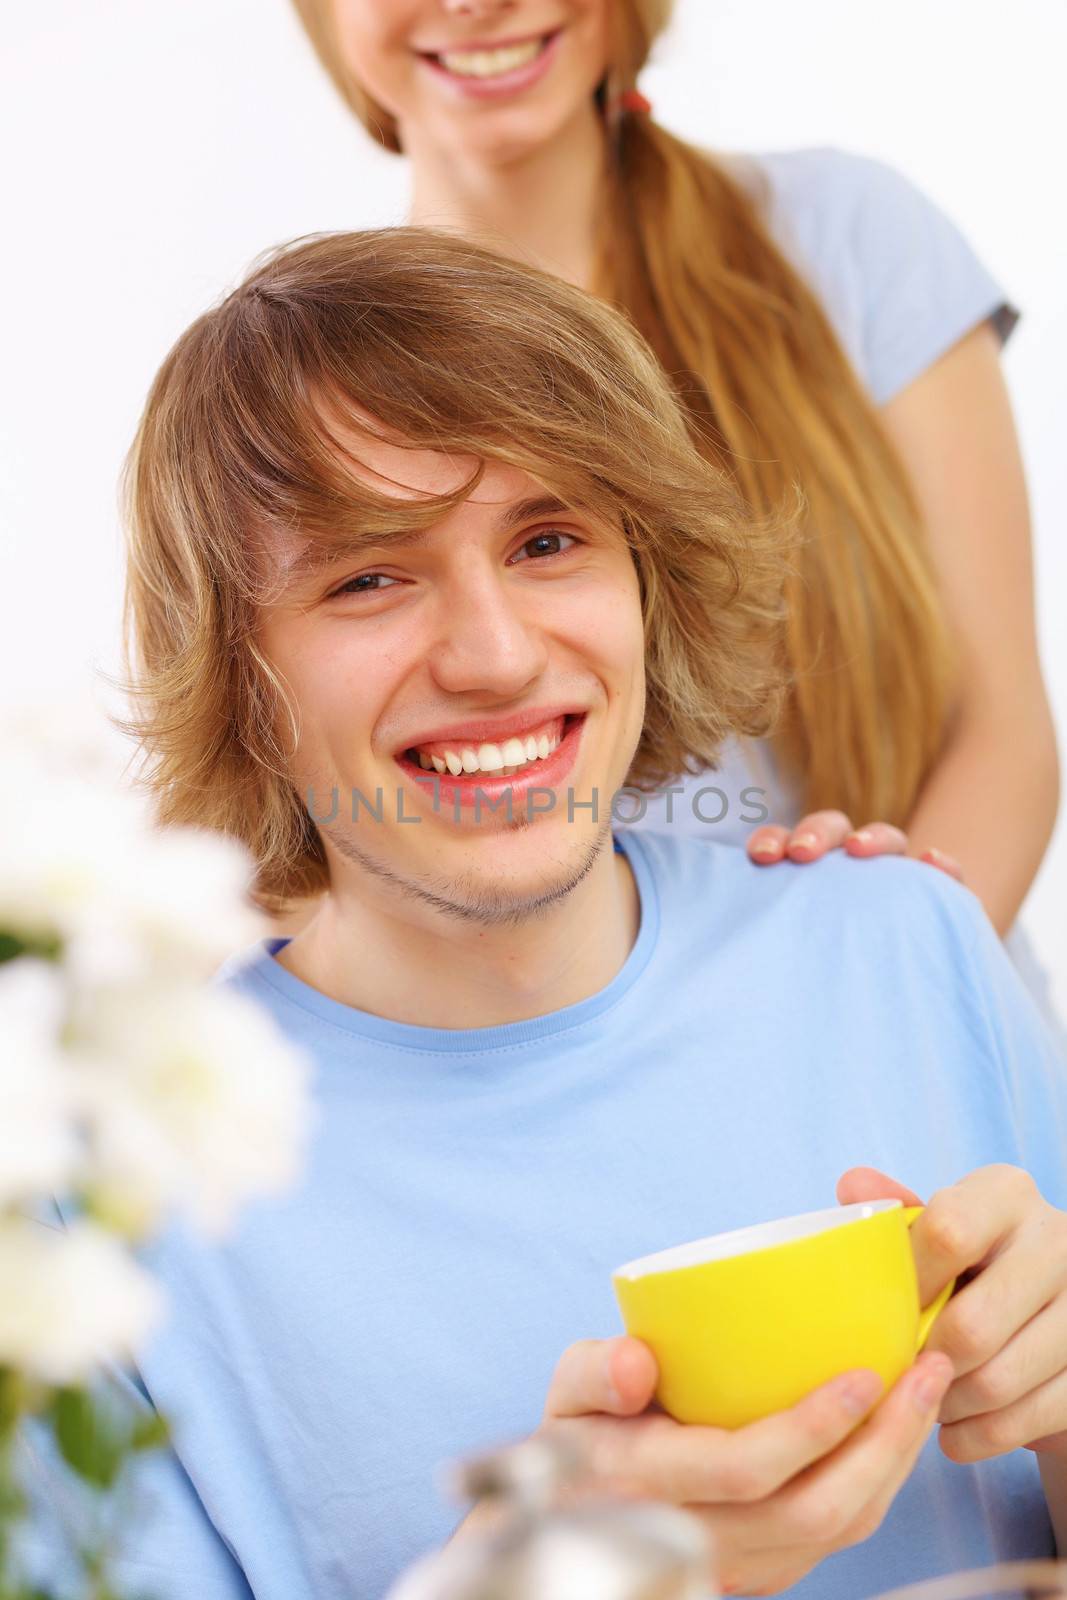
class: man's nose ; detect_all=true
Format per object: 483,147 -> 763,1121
425,574 -> 548,698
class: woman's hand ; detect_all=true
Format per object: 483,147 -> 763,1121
838,1165 -> 1067,1462
520,1334 -> 952,1597
747,808 -> 963,881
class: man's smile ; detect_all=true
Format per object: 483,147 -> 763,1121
393,711 -> 588,813
399,705 -> 584,772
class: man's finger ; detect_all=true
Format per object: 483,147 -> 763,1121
733,1352 -> 953,1551
909,1166 -> 1035,1308
544,1337 -> 658,1420
939,1296 -> 1066,1419
835,1167 -> 923,1209
620,1367 -> 887,1508
548,1363 -> 887,1509
831,1357 -> 954,1550
941,1363 -> 1067,1465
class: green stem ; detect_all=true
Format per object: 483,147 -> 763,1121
0,1407 -> 21,1599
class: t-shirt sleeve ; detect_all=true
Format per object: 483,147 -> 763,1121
841,148 -> 1020,404
755,146 -> 1021,406
13,1362 -> 254,1600
951,887 -> 1067,1210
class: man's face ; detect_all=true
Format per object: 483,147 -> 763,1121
257,418 -> 646,925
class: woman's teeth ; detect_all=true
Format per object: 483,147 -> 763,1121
437,37 -> 545,78
410,726 -> 563,778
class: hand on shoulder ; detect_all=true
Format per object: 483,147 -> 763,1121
746,809 -> 964,882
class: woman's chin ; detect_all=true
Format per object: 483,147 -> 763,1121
424,96 -> 594,169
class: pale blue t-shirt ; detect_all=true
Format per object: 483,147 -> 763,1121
754,144 -> 1019,408
17,832 -> 1067,1600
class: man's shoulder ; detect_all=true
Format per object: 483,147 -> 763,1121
783,849 -> 990,962
774,844 -> 981,917
624,829 -> 987,955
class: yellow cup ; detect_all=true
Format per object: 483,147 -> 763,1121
612,1199 -> 954,1429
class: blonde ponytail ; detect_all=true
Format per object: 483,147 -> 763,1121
598,107 -> 954,821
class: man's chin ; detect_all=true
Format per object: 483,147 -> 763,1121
335,815 -> 613,928
438,812 -> 615,922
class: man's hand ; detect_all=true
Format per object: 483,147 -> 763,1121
532,1333 -> 952,1596
838,1165 -> 1067,1462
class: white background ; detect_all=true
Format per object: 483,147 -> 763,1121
2,1 -> 1063,1004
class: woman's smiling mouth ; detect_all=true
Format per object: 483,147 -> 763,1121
417,29 -> 563,96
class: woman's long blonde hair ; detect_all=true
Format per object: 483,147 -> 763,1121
290,0 -> 955,825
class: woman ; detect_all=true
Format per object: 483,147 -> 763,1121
285,0 -> 1059,997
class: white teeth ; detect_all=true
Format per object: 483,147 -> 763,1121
439,38 -> 543,77
477,742 -> 505,773
411,719 -> 569,775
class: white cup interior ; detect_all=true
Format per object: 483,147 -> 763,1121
613,1199 -> 903,1281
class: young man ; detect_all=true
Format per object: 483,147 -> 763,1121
28,231 -> 1067,1599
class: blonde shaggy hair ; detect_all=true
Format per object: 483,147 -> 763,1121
115,228 -> 788,916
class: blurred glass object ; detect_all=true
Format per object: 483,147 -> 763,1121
384,1433 -> 714,1600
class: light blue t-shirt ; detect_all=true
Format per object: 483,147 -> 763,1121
17,832 -> 1067,1600
752,144 -> 1019,408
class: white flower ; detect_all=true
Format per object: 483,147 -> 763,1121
0,1215 -> 163,1384
0,702 -> 266,986
0,744 -> 149,949
73,983 -> 315,1239
0,958 -> 79,1205
84,825 -> 269,987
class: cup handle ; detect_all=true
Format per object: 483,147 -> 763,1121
903,1205 -> 956,1350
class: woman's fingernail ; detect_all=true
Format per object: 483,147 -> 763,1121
751,840 -> 782,856
850,829 -> 873,845
789,832 -> 819,851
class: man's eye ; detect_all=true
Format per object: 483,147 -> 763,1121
511,530 -> 578,564
330,572 -> 398,598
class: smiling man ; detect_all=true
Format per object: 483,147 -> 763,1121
256,414 -> 653,1021
23,230 -> 1067,1600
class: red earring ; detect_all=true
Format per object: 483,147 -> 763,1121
618,87 -> 653,115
